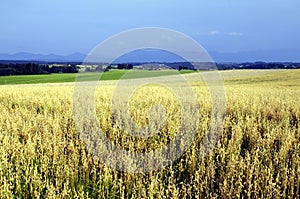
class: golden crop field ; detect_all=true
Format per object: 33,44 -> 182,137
0,69 -> 299,198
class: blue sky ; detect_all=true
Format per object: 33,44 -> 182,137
1,0 -> 300,59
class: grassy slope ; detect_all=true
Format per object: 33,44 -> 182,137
0,70 -> 195,85
223,69 -> 300,87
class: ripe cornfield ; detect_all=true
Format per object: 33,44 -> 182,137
0,69 -> 299,198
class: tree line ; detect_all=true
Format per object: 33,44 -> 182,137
216,62 -> 300,70
0,63 -> 79,76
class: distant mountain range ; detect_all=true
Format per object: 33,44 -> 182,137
209,49 -> 300,63
0,49 -> 299,63
0,52 -> 86,62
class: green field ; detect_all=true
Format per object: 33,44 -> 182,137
0,69 -> 195,85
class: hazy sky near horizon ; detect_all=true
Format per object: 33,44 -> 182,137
1,0 -> 299,55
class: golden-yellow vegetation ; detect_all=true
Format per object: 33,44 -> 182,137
0,70 -> 299,198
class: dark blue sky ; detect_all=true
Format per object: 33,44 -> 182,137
1,0 -> 300,59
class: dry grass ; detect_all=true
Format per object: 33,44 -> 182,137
0,70 -> 299,198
